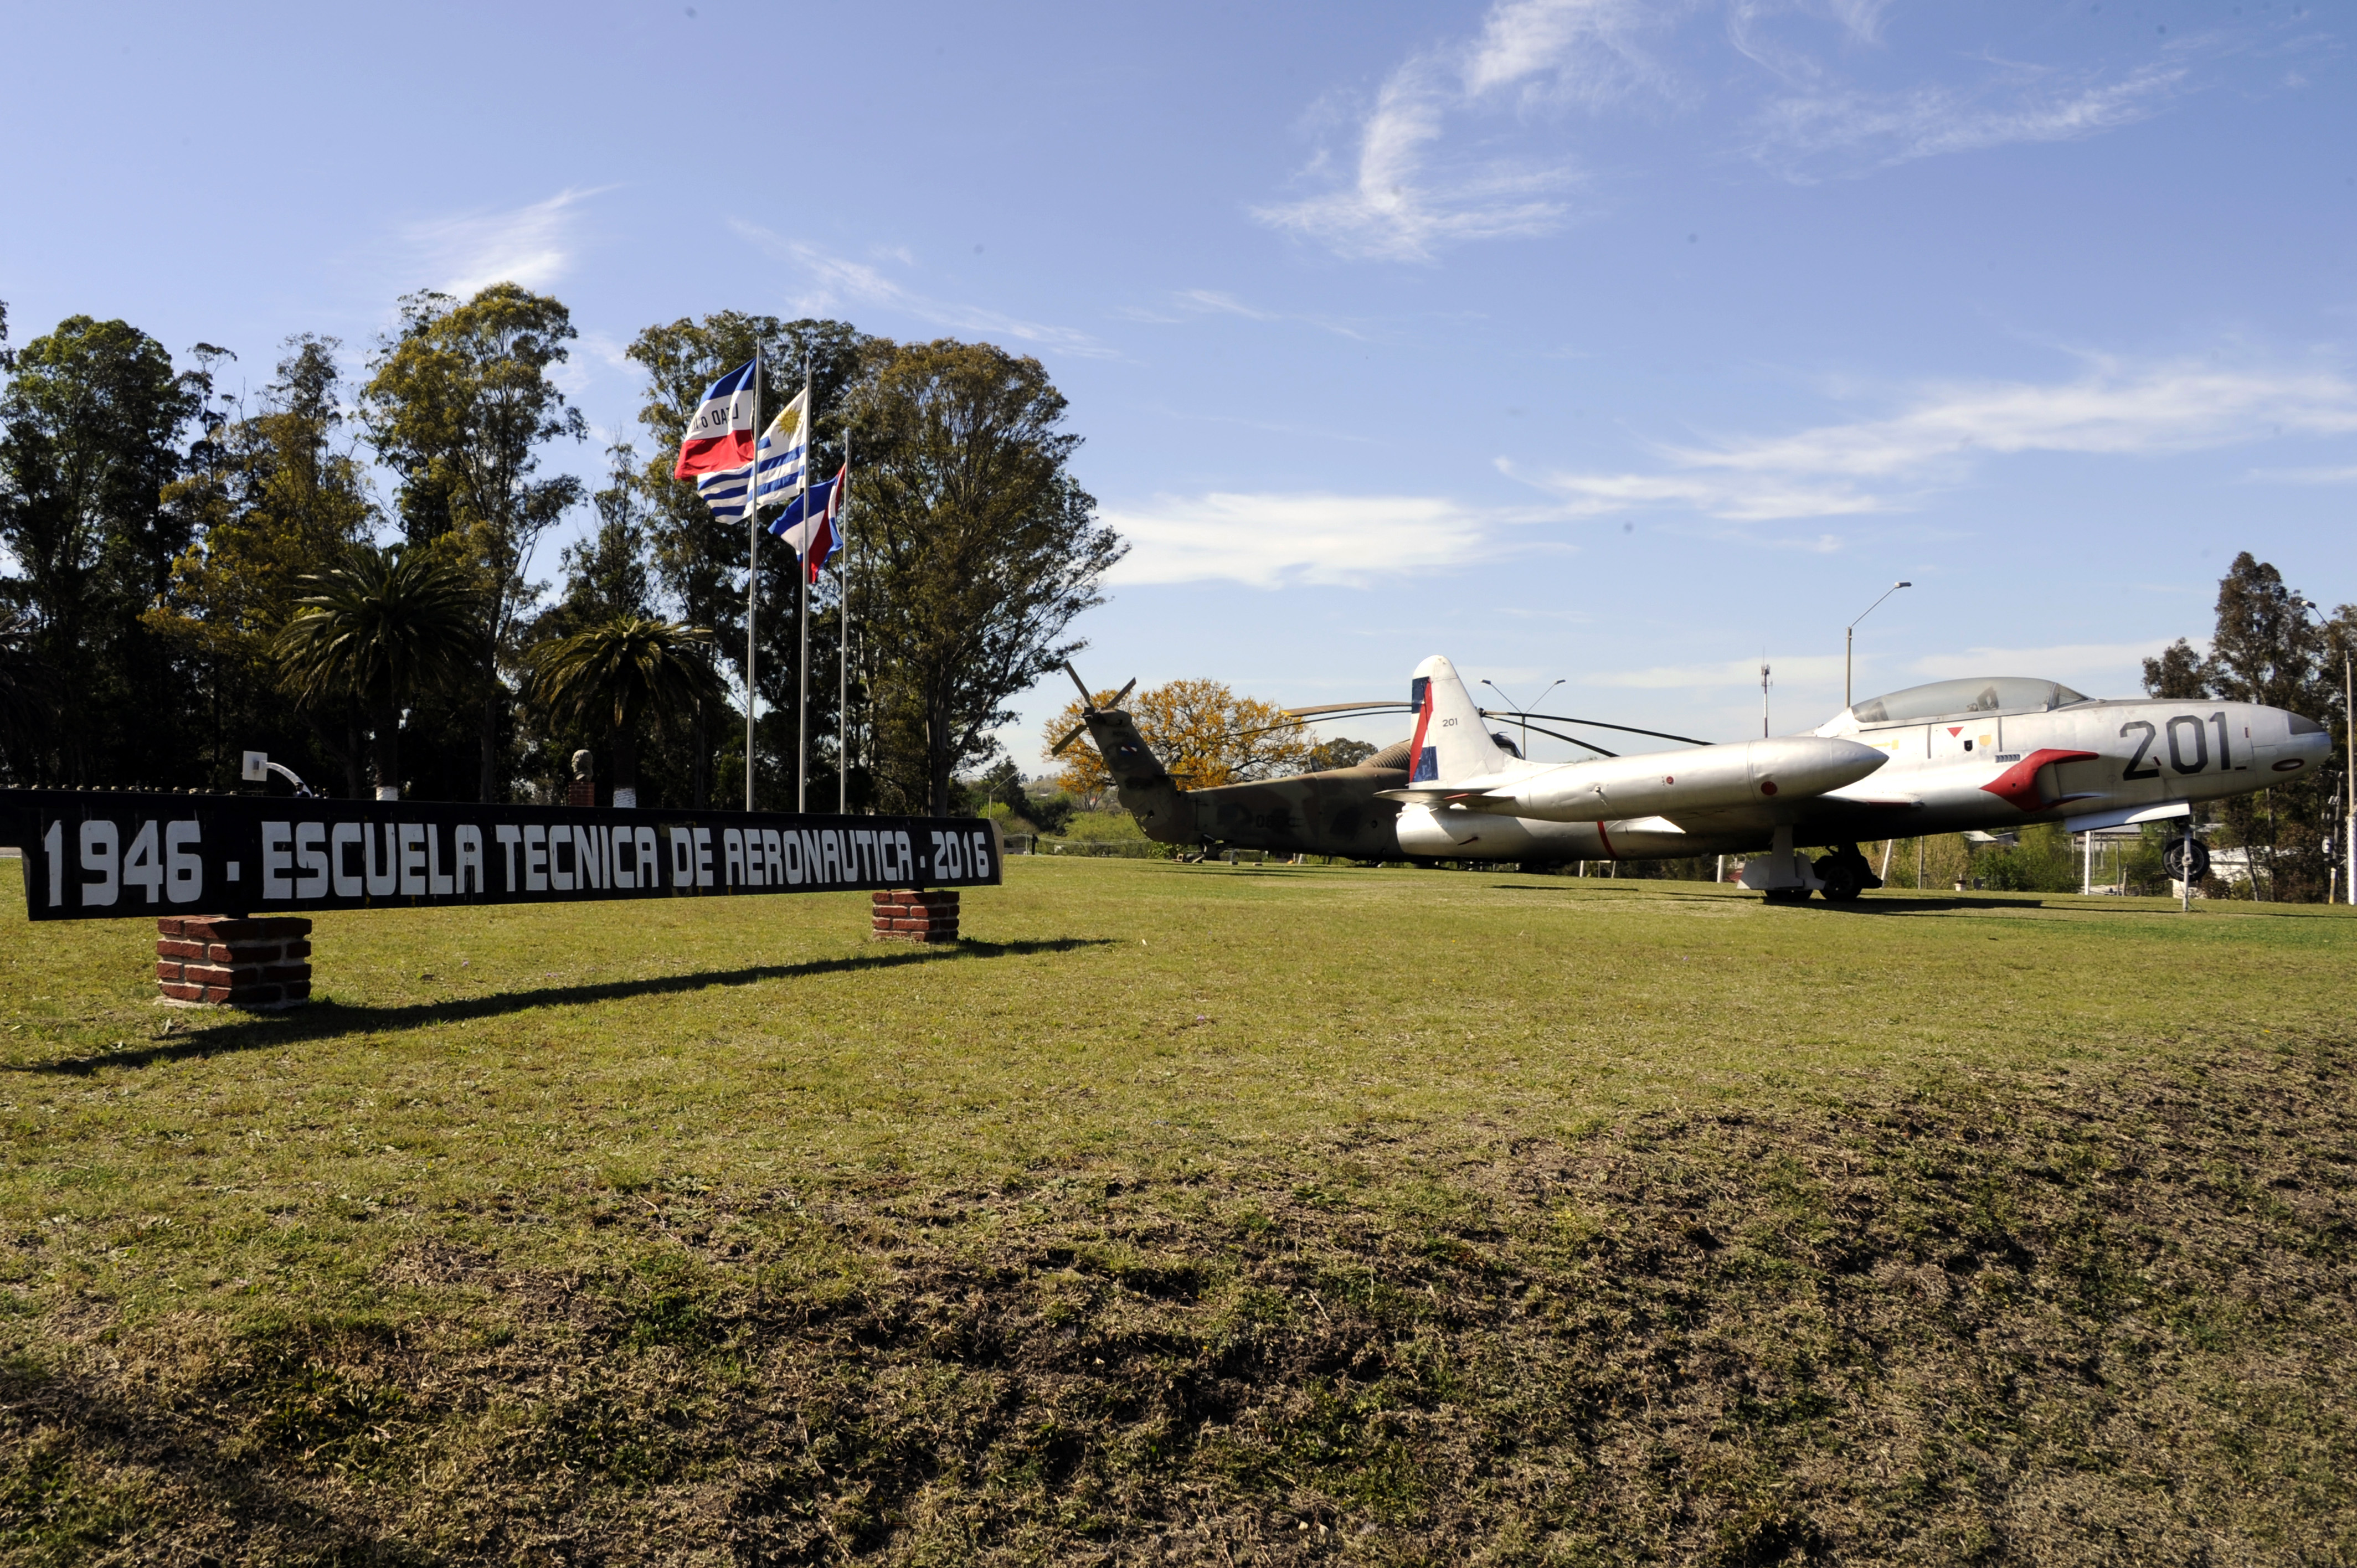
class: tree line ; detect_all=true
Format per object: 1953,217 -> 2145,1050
0,289 -> 1124,818
2142,550 -> 2354,902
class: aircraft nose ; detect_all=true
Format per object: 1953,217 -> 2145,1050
2276,709 -> 2334,761
1755,736 -> 1888,795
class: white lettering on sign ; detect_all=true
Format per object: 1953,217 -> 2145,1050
455,825 -> 485,893
263,821 -> 295,900
295,822 -> 330,898
399,824 -> 428,896
80,821 -> 118,907
32,807 -> 986,922
333,822 -> 365,897
166,821 -> 202,904
365,824 -> 397,898
123,821 -> 163,904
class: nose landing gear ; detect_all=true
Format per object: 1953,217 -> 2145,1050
1812,842 -> 1883,903
1743,829 -> 1887,902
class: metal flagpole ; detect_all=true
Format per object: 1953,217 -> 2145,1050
744,348 -> 760,812
796,355 -> 812,813
839,432 -> 851,814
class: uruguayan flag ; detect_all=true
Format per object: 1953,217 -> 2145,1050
694,461 -> 756,520
696,390 -> 809,520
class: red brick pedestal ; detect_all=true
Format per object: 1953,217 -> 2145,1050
156,916 -> 313,1008
871,889 -> 959,943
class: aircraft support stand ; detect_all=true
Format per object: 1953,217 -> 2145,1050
1741,825 -> 1821,901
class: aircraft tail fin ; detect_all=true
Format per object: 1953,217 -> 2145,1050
1080,709 -> 1191,843
1407,654 -> 1517,783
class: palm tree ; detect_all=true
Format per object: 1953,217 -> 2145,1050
274,545 -> 479,800
524,616 -> 722,807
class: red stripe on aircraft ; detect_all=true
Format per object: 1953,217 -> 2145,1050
1405,684 -> 1435,773
1595,822 -> 1616,859
1979,748 -> 2100,812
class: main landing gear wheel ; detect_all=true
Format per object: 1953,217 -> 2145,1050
2163,838 -> 2211,883
1815,856 -> 1863,902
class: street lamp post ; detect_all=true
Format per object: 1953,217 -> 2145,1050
1845,581 -> 1912,712
1480,677 -> 1563,759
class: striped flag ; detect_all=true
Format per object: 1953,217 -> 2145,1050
672,359 -> 759,479
769,464 -> 846,581
751,390 -> 809,503
694,392 -> 810,520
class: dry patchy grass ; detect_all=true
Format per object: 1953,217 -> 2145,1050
2,859 -> 2353,1564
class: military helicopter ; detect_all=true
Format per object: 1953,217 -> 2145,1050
1056,653 -> 2332,900
1047,659 -> 1721,868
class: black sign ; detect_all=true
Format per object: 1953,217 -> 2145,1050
0,791 -> 1001,922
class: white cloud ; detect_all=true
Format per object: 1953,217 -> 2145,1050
734,226 -> 1110,358
1259,0 -> 2208,261
1133,288 -> 1377,341
1177,288 -> 1277,321
1502,460 -> 1890,522
1513,359 -> 2357,523
1752,63 -> 2189,181
2247,463 -> 2357,484
404,188 -> 603,296
1254,0 -> 1672,261
1102,492 -> 1500,587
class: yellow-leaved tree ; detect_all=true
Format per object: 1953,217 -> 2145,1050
1044,678 -> 1315,794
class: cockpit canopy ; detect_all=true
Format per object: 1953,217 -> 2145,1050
1847,676 -> 2092,725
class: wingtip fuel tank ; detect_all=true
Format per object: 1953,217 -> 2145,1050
1383,735 -> 1890,823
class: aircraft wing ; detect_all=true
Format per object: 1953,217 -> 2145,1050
1374,783 -> 1521,811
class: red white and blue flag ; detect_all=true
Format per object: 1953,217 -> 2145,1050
672,358 -> 760,480
769,463 -> 847,582
696,391 -> 809,521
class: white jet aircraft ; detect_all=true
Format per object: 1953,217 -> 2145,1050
1377,654 -> 2331,900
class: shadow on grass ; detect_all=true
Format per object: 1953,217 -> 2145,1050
0,1359 -> 439,1566
1802,896 -> 2048,914
7,936 -> 1115,1077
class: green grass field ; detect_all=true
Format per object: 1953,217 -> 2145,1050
3,858 -> 2353,1565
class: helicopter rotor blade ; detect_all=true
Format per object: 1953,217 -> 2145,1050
1479,709 -> 1711,747
1109,677 -> 1137,709
1061,661 -> 1095,707
1048,721 -> 1089,756
1498,718 -> 1617,759
1282,700 -> 1413,718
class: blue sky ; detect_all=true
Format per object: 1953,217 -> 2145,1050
4,1 -> 2352,766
